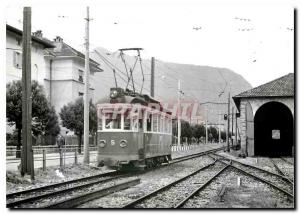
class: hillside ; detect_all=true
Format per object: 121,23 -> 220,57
90,47 -> 252,124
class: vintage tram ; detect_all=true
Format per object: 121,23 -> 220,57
97,88 -> 173,170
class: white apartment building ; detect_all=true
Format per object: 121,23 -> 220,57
6,25 -> 54,86
6,24 -> 103,134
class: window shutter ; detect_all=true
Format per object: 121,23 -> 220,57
18,53 -> 22,69
13,51 -> 17,67
13,51 -> 22,69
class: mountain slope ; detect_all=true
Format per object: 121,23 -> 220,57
91,47 -> 252,124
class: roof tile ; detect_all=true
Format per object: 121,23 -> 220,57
234,73 -> 294,98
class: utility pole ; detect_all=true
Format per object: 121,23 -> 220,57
177,80 -> 181,146
235,108 -> 238,147
218,110 -> 221,144
226,92 -> 230,152
21,7 -> 34,179
231,107 -> 234,147
205,107 -> 208,144
83,6 -> 90,164
150,57 -> 155,97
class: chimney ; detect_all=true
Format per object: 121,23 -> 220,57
53,36 -> 63,52
32,30 -> 43,38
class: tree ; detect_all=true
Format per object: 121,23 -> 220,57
181,120 -> 192,143
221,131 -> 226,141
6,80 -> 60,157
208,126 -> 218,141
44,106 -> 61,145
59,97 -> 97,154
192,124 -> 205,140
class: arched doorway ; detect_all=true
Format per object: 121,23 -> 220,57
254,101 -> 294,157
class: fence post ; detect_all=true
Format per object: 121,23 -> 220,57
75,147 -> 78,164
59,148 -> 63,170
43,149 -> 46,171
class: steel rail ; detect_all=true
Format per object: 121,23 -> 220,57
6,146 -> 224,200
171,146 -> 226,164
209,154 -> 294,200
44,178 -> 141,208
6,146 -> 226,208
7,173 -> 129,208
269,158 -> 293,184
6,170 -> 118,199
174,164 -> 230,208
211,153 -> 292,183
280,157 -> 293,165
122,161 -> 217,208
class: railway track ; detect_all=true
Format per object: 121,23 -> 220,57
122,161 -> 229,208
7,171 -> 132,208
209,153 -> 294,200
6,170 -> 118,201
7,146 -> 225,208
44,178 -> 140,208
170,146 -> 226,164
280,157 -> 293,165
269,158 -> 294,183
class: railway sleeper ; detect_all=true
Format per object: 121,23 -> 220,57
217,185 -> 227,202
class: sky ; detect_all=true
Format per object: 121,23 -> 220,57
3,0 -> 295,87
0,0 -> 297,211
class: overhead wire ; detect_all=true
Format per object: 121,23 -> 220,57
93,49 -> 165,100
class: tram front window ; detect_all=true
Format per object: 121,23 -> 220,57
146,114 -> 152,131
105,113 -> 121,129
124,118 -> 131,130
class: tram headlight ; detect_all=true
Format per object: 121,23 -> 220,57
110,89 -> 118,98
99,140 -> 106,148
120,140 -> 127,148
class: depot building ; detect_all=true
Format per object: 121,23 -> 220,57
233,73 -> 294,157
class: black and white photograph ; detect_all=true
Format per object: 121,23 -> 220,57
4,0 -> 295,209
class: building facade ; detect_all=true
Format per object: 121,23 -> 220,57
233,73 -> 294,157
6,24 -> 103,135
6,25 -> 54,86
44,36 -> 103,114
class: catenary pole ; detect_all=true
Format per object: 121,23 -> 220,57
83,6 -> 90,164
232,107 -> 234,147
21,7 -> 34,179
235,108 -> 238,146
218,110 -> 221,143
177,80 -> 181,146
205,107 -> 208,144
226,92 -> 230,152
150,57 -> 155,97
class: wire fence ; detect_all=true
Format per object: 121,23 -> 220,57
6,145 -> 97,156
6,146 -> 98,172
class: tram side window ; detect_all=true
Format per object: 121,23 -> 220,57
146,114 -> 152,131
164,117 -> 168,133
98,117 -> 102,131
139,118 -> 143,129
160,116 -> 164,133
124,117 -> 131,130
105,113 -> 121,129
157,115 -> 161,133
168,119 -> 172,134
153,114 -> 158,132
132,117 -> 138,131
